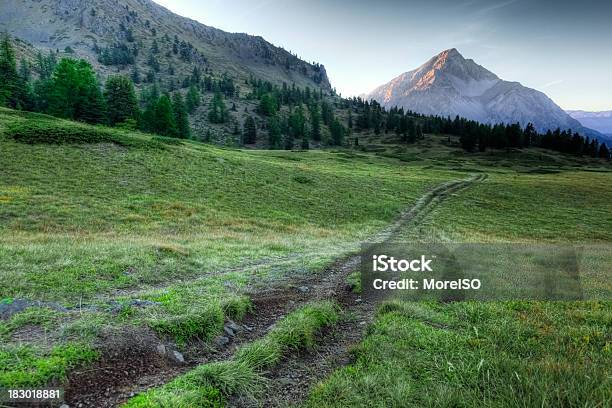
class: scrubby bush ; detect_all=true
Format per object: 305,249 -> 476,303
6,118 -> 159,148
6,120 -> 117,144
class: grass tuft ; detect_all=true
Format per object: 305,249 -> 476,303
123,301 -> 340,407
0,343 -> 98,388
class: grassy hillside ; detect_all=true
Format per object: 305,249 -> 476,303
0,108 -> 453,388
0,107 -> 610,406
305,154 -> 612,407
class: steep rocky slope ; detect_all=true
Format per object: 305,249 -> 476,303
0,0 -> 330,90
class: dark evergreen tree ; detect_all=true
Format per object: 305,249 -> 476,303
172,92 -> 190,138
185,85 -> 200,113
321,101 -> 333,126
147,53 -> 160,72
283,133 -> 294,150
243,116 -> 257,144
523,123 -> 536,147
416,124 -> 423,140
104,75 -> 139,125
153,94 -> 177,136
330,118 -> 345,146
208,92 -> 227,123
598,143 -> 610,160
18,59 -> 31,82
36,50 -> 57,80
0,34 -> 28,109
301,134 -> 309,150
47,58 -> 105,123
289,105 -> 306,138
131,65 -> 140,84
259,93 -> 278,116
151,39 -> 159,54
406,118 -> 416,143
309,103 -> 321,142
268,115 -> 282,149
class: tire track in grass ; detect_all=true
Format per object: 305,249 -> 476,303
249,174 -> 487,408
65,174 -> 486,408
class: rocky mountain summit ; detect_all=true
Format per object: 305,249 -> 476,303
367,49 -> 605,141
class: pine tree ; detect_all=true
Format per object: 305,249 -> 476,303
309,103 -> 321,142
259,93 -> 278,116
301,134 -> 309,150
523,123 -> 536,147
321,101 -> 333,126
407,119 -> 416,143
18,59 -> 31,82
289,105 -> 305,138
243,116 -> 257,144
268,115 -> 282,149
36,51 -> 57,80
330,119 -> 345,146
172,92 -> 190,138
104,75 -> 139,126
416,124 -> 423,140
153,94 -> 177,137
0,34 -> 27,109
79,84 -> 106,124
185,85 -> 200,114
47,58 -> 105,123
599,143 -> 610,160
283,132 -> 294,150
131,65 -> 140,84
208,91 -> 227,123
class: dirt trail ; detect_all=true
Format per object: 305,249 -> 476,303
64,174 -> 486,408
242,173 -> 488,408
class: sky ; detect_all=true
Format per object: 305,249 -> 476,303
153,0 -> 612,111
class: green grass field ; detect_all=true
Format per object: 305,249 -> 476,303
0,107 -> 610,407
305,155 -> 612,407
0,108 -> 455,388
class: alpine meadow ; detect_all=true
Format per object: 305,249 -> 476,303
0,1 -> 610,407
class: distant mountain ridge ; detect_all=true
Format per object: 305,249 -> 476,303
367,49 -> 608,142
566,110 -> 612,136
0,0 -> 330,90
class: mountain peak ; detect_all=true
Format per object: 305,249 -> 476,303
437,47 -> 463,60
405,48 -> 497,93
367,49 -> 604,142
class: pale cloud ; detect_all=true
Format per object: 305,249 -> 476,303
542,79 -> 564,88
476,0 -> 520,15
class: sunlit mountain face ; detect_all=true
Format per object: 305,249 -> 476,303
367,48 -> 607,141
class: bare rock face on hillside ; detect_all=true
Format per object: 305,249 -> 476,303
367,48 -> 605,141
0,0 -> 330,90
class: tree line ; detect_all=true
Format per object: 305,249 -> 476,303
2,33 -> 608,157
344,97 -> 610,159
241,77 -> 345,149
0,34 -> 197,139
